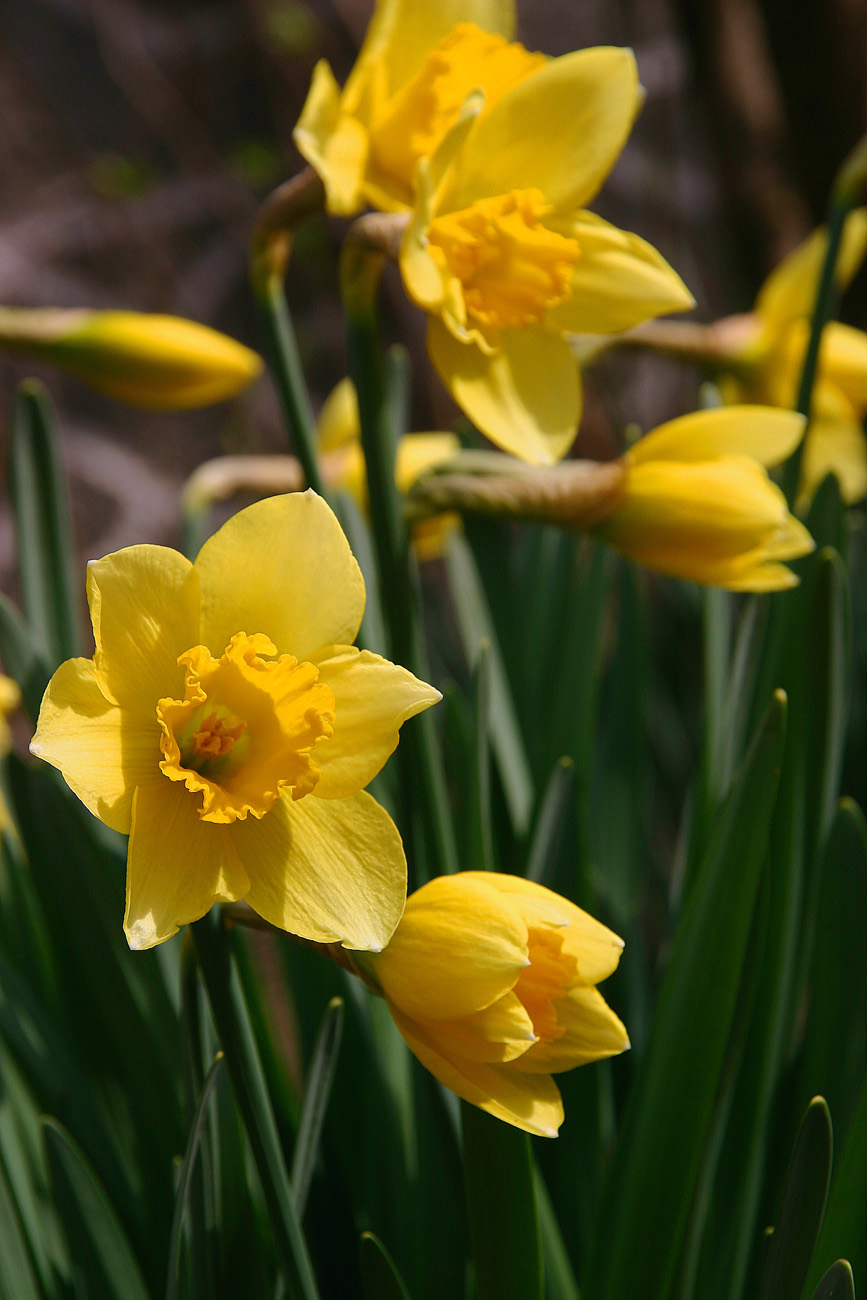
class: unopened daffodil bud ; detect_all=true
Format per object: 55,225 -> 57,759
358,872 -> 628,1137
597,407 -> 815,590
407,407 -> 814,590
0,307 -> 262,409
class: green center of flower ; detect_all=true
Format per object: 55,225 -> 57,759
157,632 -> 335,825
427,190 -> 580,331
176,705 -> 251,779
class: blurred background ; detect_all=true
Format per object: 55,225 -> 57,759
1,0 -> 866,580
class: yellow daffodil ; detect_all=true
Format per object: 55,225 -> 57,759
295,2 -> 533,216
597,407 -> 815,589
398,49 -> 694,464
624,212 -> 867,507
405,406 -> 812,589
720,212 -> 867,507
30,492 -> 439,951
0,675 -> 21,835
0,676 -> 21,756
0,307 -> 263,409
317,377 -> 460,558
358,872 -> 628,1137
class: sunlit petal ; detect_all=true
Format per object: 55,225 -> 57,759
31,658 -> 162,835
311,645 -> 441,798
427,318 -> 581,464
195,492 -> 365,660
125,781 -> 249,950
233,789 -> 406,951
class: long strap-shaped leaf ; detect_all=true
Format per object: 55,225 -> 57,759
360,1232 -> 413,1300
757,1098 -> 833,1300
805,1073 -> 867,1298
192,914 -> 321,1300
43,1117 -> 151,1300
809,1261 -> 856,1300
291,996 -> 344,1217
8,380 -> 81,668
165,1052 -> 224,1300
582,691 -> 787,1300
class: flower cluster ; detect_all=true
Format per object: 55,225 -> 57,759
299,0 -> 693,462
26,0 -> 839,1141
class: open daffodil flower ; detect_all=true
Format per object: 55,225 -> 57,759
719,211 -> 867,507
294,2 -> 534,216
359,872 -> 628,1137
399,47 -> 694,463
31,492 -> 440,951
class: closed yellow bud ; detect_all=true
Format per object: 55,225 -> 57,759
0,308 -> 262,409
598,407 -> 815,590
359,872 -> 628,1137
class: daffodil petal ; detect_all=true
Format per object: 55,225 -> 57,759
800,416 -> 867,507
427,318 -> 580,464
310,646 -> 441,798
87,545 -> 200,711
423,991 -> 537,1064
294,61 -> 370,216
756,209 -> 867,332
817,322 -> 867,409
374,874 -> 529,1019
629,407 -> 806,468
31,658 -> 162,835
125,781 -> 249,950
545,213 -> 694,333
195,492 -> 365,661
395,433 -> 461,491
460,872 -> 625,984
442,47 -> 640,215
389,1005 -> 564,1137
232,789 -> 405,951
515,984 -> 629,1073
316,377 -> 361,452
359,0 -> 516,102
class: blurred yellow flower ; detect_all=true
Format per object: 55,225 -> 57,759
399,49 -> 694,464
359,872 -> 628,1137
597,407 -> 815,590
317,377 -> 460,558
295,2 -> 530,215
717,211 -> 867,507
0,307 -> 263,409
0,676 -> 21,756
31,492 -> 439,951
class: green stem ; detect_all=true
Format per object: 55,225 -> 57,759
341,234 -> 458,880
461,1102 -> 543,1300
249,167 -> 325,494
191,914 -> 320,1300
257,276 -> 325,497
783,198 -> 851,504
